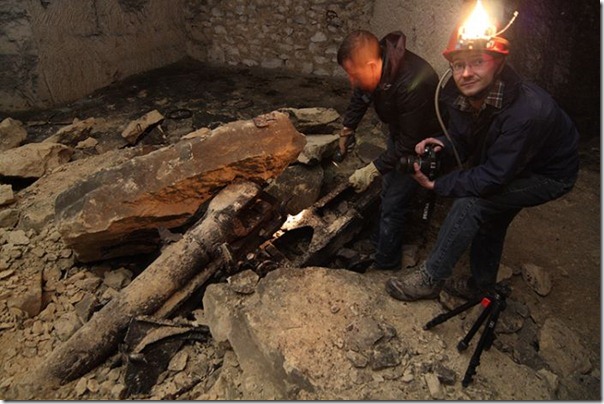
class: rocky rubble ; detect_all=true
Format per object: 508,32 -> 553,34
202,267 -> 557,400
0,62 -> 599,400
0,221 -> 595,400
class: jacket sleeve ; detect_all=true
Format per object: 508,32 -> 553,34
341,88 -> 372,130
434,117 -> 542,197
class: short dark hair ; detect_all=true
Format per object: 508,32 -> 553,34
337,30 -> 381,66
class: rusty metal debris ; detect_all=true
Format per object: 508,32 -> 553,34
121,316 -> 211,397
232,180 -> 381,274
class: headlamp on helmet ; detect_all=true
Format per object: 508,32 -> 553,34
443,0 -> 518,61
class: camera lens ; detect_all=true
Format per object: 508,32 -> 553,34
399,155 -> 419,174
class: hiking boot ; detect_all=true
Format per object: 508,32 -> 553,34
366,263 -> 401,272
365,254 -> 401,272
443,276 -> 495,300
385,265 -> 444,301
443,276 -> 482,300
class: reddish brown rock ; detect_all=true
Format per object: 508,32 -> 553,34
55,111 -> 306,262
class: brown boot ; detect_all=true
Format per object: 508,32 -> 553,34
443,276 -> 484,300
385,264 -> 444,301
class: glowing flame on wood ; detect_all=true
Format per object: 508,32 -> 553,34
282,211 -> 306,230
459,0 -> 496,41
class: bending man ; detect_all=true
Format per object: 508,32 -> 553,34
337,30 -> 441,270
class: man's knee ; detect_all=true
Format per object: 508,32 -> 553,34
450,196 -> 479,213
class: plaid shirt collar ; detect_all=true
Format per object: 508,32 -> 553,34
454,80 -> 504,113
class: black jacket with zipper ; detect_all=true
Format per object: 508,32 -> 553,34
341,31 -> 441,174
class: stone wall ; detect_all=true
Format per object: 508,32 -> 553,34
0,0 -> 187,111
184,0 -> 373,79
0,0 -> 599,137
182,0 -> 599,136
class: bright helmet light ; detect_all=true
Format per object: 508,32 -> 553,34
459,0 -> 496,43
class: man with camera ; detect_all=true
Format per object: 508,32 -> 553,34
385,25 -> 580,301
336,30 -> 441,271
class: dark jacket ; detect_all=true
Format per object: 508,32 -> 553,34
434,64 -> 580,198
341,31 -> 440,174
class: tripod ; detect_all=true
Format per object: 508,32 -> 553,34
423,283 -> 511,387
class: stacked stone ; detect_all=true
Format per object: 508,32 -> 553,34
185,0 -> 373,77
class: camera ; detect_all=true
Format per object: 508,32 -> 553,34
399,144 -> 440,180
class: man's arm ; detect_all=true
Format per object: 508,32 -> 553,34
433,117 -> 542,197
341,88 -> 372,130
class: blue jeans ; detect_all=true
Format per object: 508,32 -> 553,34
373,165 -> 420,269
426,174 -> 577,288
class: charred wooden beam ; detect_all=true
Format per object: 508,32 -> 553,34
155,192 -> 284,318
29,181 -> 283,387
244,180 -> 381,272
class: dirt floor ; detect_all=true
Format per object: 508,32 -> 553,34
0,58 -> 600,399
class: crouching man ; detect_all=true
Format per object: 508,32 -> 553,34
386,20 -> 579,301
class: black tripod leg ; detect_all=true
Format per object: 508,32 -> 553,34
457,303 -> 491,351
461,303 -> 502,387
424,295 -> 483,330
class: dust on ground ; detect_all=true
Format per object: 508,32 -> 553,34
0,58 -> 600,399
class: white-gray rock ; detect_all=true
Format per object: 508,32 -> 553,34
538,318 -> 592,377
0,118 -> 27,152
0,142 -> 73,179
54,311 -> 83,341
0,184 -> 15,206
7,230 -> 30,246
522,263 -> 553,296
120,110 -> 164,145
202,267 -> 553,400
424,372 -> 444,399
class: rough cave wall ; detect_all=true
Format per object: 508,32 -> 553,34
369,0 -> 600,136
0,0 -> 187,111
370,0 -> 463,74
186,0 -> 599,138
501,0 -> 600,137
0,0 -> 599,137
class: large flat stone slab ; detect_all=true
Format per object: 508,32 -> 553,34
55,111 -> 305,262
203,267 -> 553,400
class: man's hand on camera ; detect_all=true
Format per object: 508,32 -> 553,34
412,162 -> 435,190
415,138 -> 444,155
349,162 -> 379,193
